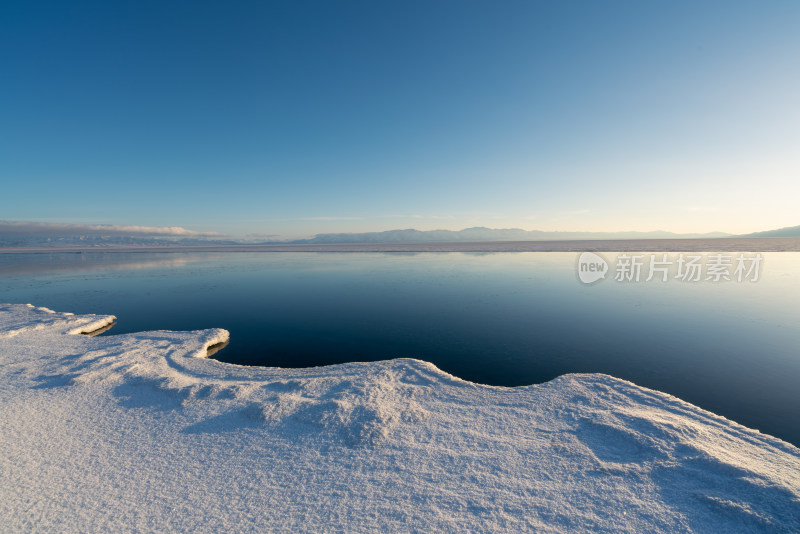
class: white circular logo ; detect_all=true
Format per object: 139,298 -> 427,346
577,252 -> 608,284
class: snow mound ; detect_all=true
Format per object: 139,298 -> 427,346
1,303 -> 799,532
0,303 -> 115,338
253,374 -> 428,446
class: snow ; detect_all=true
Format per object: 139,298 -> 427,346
1,303 -> 799,532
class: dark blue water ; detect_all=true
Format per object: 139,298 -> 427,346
1,251 -> 799,446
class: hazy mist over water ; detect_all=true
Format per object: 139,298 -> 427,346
2,251 -> 799,446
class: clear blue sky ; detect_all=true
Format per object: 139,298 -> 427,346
2,1 -> 798,239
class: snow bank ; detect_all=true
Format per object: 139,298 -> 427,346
1,303 -> 798,532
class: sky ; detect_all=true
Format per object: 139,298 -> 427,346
2,1 -> 798,239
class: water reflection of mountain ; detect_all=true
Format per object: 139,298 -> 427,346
0,253 -> 221,276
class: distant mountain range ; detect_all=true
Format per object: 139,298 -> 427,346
738,225 -> 800,238
286,227 -> 732,244
0,235 -> 239,248
3,225 -> 800,248
0,221 -> 233,248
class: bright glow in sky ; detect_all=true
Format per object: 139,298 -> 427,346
2,1 -> 798,239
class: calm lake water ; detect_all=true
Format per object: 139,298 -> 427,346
1,251 -> 799,446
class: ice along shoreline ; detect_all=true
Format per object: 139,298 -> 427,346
1,303 -> 799,531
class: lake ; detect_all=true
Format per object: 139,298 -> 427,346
1,250 -> 799,446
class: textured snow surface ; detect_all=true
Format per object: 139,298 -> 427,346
1,303 -> 799,532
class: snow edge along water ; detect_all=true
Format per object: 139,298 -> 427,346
2,302 -> 800,532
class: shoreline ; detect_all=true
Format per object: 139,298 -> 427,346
2,303 -> 799,531
2,236 -> 800,254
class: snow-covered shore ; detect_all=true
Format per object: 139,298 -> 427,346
1,304 -> 799,532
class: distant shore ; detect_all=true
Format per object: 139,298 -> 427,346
1,237 -> 800,254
